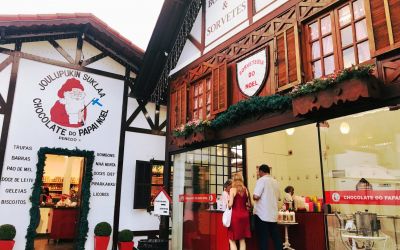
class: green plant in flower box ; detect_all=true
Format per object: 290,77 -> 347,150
173,119 -> 212,138
289,65 -> 374,98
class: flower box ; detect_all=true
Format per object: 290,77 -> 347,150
292,77 -> 380,116
174,128 -> 214,147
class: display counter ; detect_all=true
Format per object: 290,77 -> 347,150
183,210 -> 326,250
49,207 -> 79,242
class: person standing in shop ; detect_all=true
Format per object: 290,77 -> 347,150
221,179 -> 232,211
253,164 -> 282,250
227,173 -> 251,250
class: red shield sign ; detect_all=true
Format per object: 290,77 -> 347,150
236,48 -> 269,97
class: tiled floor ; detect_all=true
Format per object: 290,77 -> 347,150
34,238 -> 75,250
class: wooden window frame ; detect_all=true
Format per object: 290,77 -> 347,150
189,76 -> 212,121
304,0 -> 372,81
305,13 -> 338,79
335,0 -> 370,68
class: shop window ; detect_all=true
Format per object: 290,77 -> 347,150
133,160 -> 168,209
322,107 -> 400,249
305,0 -> 371,80
184,141 -> 244,205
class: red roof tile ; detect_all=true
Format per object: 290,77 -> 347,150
0,13 -> 144,55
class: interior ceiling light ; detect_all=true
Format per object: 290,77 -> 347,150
340,122 -> 350,134
285,128 -> 295,135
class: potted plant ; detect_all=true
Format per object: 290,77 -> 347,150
94,222 -> 112,250
118,229 -> 134,250
0,224 -> 16,250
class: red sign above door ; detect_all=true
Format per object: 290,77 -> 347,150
179,194 -> 216,203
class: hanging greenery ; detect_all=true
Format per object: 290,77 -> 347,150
210,94 -> 292,129
289,65 -> 374,98
25,147 -> 94,250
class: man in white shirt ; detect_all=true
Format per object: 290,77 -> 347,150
253,164 -> 282,250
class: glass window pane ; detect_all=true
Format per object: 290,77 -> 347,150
355,19 -> 368,41
324,56 -> 335,75
343,47 -> 356,68
322,108 -> 400,217
194,98 -> 198,108
199,97 -> 203,107
339,5 -> 352,26
194,86 -> 198,95
358,41 -> 371,63
322,36 -> 333,55
313,60 -> 322,78
341,26 -> 353,47
309,22 -> 319,40
206,78 -> 211,90
198,109 -> 203,119
321,16 -> 332,35
207,93 -> 211,104
199,84 -> 203,94
312,41 -> 321,59
353,0 -> 365,19
194,110 -> 198,119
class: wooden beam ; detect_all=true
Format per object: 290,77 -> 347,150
0,56 -> 12,72
81,52 -> 107,67
49,39 -> 75,64
75,35 -> 83,65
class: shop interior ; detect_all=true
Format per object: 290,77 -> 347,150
34,154 -> 84,250
175,107 -> 400,250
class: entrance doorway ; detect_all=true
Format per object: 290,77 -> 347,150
26,148 -> 94,250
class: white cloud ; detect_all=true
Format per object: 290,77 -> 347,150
0,0 -> 165,50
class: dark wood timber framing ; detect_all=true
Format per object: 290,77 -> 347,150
112,68 -> 130,250
0,42 -> 21,179
125,99 -> 167,136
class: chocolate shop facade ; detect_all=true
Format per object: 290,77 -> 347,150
147,0 -> 400,249
0,14 -> 168,249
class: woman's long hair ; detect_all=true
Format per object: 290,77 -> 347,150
232,173 -> 245,194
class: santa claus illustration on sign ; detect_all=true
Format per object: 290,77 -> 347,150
50,78 -> 87,128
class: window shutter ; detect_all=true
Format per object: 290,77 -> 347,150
211,62 -> 228,115
389,0 -> 400,44
276,26 -> 299,89
133,160 -> 152,209
369,0 -> 390,51
276,33 -> 287,88
287,27 -> 298,83
169,83 -> 187,130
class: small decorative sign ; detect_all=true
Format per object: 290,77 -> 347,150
153,188 -> 172,216
179,194 -> 216,203
236,48 -> 269,97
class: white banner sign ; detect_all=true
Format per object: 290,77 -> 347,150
205,0 -> 248,45
236,48 -> 269,96
0,59 -> 124,249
